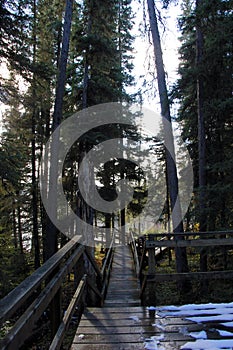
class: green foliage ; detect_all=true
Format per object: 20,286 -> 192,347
0,233 -> 31,298
172,0 -> 233,230
66,0 -> 135,110
0,0 -> 136,292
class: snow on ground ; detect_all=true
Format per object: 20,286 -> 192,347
180,339 -> 233,349
146,302 -> 233,349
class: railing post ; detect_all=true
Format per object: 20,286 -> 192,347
84,247 -> 96,306
74,252 -> 85,288
50,288 -> 62,338
148,247 -> 156,275
147,246 -> 156,305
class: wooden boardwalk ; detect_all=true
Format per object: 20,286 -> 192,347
104,244 -> 141,308
70,306 -> 209,349
70,245 -> 200,349
2,233 -> 233,349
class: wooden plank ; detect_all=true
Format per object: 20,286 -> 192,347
105,293 -> 139,299
142,230 -> 233,239
77,326 -> 155,334
71,343 -> 146,350
146,238 -> 233,248
72,332 -> 192,343
77,323 -> 203,334
78,318 -> 195,328
73,333 -> 147,343
84,307 -> 146,313
0,235 -> 83,324
104,301 -> 141,307
104,245 -> 140,307
70,342 -> 195,350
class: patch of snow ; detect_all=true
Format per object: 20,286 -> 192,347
152,323 -> 165,331
179,326 -> 189,335
158,304 -> 233,318
216,329 -> 233,336
144,335 -> 165,350
144,342 -> 159,350
220,321 -> 233,328
186,314 -> 233,323
189,330 -> 207,339
147,306 -> 157,311
78,334 -> 85,339
147,302 -> 233,349
154,302 -> 233,325
129,315 -> 140,322
181,339 -> 233,349
158,302 -> 233,312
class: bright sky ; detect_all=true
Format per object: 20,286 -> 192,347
131,0 -> 181,112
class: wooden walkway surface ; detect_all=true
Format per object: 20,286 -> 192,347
70,245 -> 202,349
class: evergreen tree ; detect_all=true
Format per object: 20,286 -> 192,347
173,0 -> 233,231
147,0 -> 189,275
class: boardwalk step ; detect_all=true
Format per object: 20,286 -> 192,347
70,306 -> 198,350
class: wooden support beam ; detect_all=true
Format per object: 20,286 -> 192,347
146,238 -> 233,248
142,230 -> 233,239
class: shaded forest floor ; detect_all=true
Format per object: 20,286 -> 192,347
143,247 -> 233,306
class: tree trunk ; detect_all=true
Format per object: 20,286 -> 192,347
17,196 -> 23,254
82,14 -> 91,109
45,0 -> 73,261
147,0 -> 189,273
31,0 -> 40,269
196,0 -> 207,272
12,204 -> 18,249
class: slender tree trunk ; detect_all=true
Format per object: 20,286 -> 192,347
12,204 -> 18,249
44,1 -> 74,336
147,0 -> 189,273
17,196 -> 23,254
31,0 -> 40,269
40,95 -> 51,263
45,0 -> 73,261
82,14 -> 91,110
196,0 -> 207,272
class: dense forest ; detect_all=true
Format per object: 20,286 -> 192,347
0,0 -> 232,300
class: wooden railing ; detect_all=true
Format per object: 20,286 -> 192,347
0,234 -> 115,350
129,231 -> 233,304
128,230 -> 140,277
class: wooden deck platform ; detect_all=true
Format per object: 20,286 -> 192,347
71,245 -> 198,349
104,244 -> 141,307
70,305 -> 207,349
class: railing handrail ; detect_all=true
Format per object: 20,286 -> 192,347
143,230 -> 233,239
101,231 -> 115,276
135,231 -> 233,303
0,233 -> 115,350
0,234 -> 83,325
145,237 -> 233,248
49,276 -> 87,350
129,230 -> 140,277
